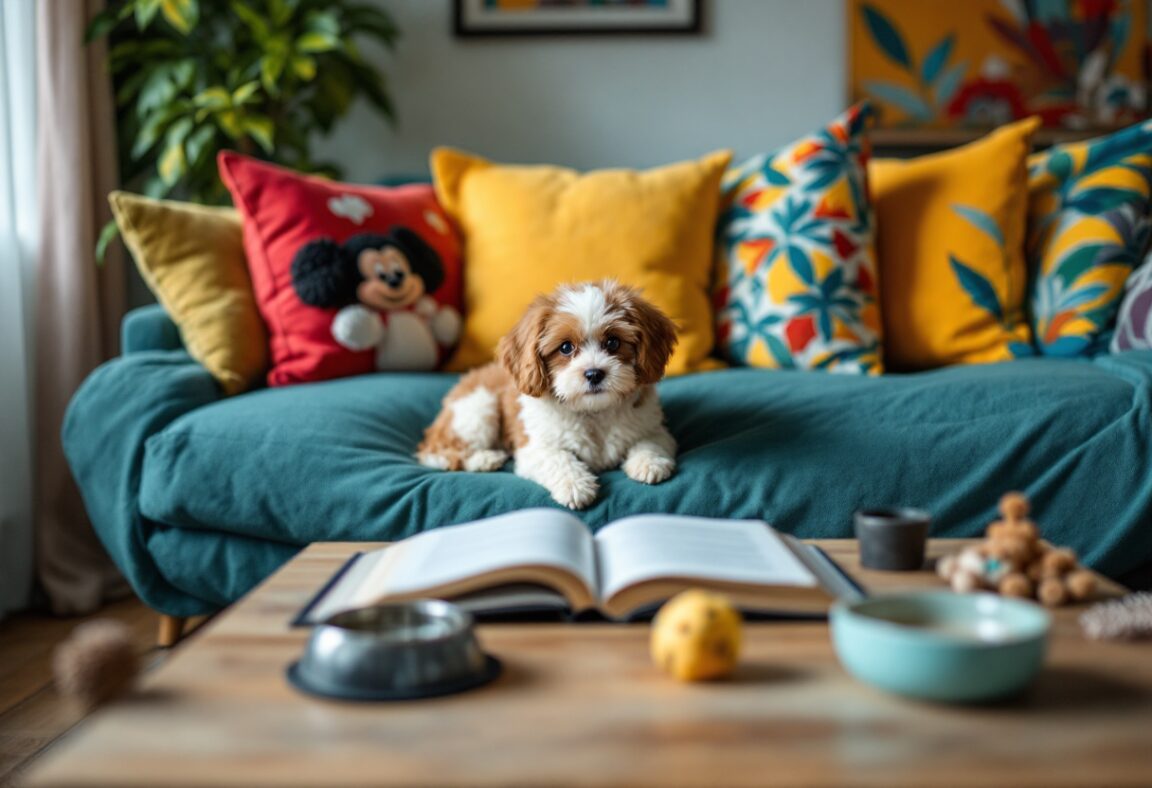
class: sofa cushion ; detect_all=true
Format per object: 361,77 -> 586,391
139,355 -> 1152,584
431,147 -> 731,376
1027,120 -> 1152,357
109,192 -> 266,394
218,152 -> 463,386
870,117 -> 1039,369
715,102 -> 883,374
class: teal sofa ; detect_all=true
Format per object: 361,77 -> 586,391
65,305 -> 1152,616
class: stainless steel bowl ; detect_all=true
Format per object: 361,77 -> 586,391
287,600 -> 501,701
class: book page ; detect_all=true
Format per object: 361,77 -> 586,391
365,508 -> 597,599
594,515 -> 816,603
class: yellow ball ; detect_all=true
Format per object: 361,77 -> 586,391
650,589 -> 742,681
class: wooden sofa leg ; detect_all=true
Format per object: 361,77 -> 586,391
157,614 -> 187,648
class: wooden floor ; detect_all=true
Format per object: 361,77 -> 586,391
0,597 -> 159,787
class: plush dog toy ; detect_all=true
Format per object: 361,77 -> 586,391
937,492 -> 1096,607
291,227 -> 461,371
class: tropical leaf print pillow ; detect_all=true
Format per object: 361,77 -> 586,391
870,117 -> 1039,370
714,102 -> 883,374
1027,121 -> 1152,357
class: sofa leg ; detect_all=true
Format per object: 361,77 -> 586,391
157,614 -> 187,648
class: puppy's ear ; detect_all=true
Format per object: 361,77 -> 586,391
629,297 -> 679,384
498,296 -> 552,397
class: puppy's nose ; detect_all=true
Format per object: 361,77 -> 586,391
584,369 -> 606,385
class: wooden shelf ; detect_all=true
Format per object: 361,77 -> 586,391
871,125 -> 1123,151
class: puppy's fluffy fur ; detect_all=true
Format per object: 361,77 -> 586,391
417,280 -> 679,509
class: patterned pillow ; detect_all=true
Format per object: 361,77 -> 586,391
1027,120 -> 1152,357
714,103 -> 882,373
870,117 -> 1039,370
1112,256 -> 1152,352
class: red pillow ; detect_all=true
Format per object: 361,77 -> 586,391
218,152 -> 463,387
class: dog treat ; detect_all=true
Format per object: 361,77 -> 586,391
1080,592 -> 1152,640
650,589 -> 742,682
936,492 -> 1095,607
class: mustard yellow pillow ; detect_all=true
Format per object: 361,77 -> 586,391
870,117 -> 1040,370
432,148 -> 732,375
109,191 -> 268,394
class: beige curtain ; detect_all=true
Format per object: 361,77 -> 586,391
35,0 -> 131,614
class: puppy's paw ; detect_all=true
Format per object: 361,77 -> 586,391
624,453 -> 676,485
463,450 -> 508,472
549,472 -> 599,510
417,451 -> 453,471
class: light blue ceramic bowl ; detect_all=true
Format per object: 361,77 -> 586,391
831,592 -> 1050,703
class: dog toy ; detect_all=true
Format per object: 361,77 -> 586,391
650,589 -> 742,681
53,619 -> 141,710
936,492 -> 1096,607
1080,592 -> 1152,640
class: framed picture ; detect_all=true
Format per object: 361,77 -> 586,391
848,0 -> 1148,139
454,0 -> 702,37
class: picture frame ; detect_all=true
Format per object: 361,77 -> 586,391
453,0 -> 703,37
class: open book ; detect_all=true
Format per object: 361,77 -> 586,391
296,509 -> 864,625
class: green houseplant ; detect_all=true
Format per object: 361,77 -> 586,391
88,0 -> 399,255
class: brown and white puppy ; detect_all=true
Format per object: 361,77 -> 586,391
417,280 -> 679,509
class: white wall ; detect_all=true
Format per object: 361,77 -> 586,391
314,0 -> 847,177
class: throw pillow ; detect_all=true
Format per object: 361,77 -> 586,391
218,152 -> 463,386
108,191 -> 267,395
870,116 -> 1040,370
714,102 -> 882,374
1112,255 -> 1152,352
431,147 -> 732,376
1026,120 -> 1152,357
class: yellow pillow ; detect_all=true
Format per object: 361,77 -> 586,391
870,117 -> 1040,370
109,191 -> 268,394
432,148 -> 732,375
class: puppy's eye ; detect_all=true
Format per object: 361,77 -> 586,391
559,341 -> 574,356
604,336 -> 620,353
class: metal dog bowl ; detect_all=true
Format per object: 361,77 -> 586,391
287,599 -> 501,701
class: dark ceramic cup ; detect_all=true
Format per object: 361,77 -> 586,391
854,508 -> 931,571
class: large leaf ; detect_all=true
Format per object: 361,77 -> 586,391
1066,187 -> 1142,215
135,0 -> 163,30
158,141 -> 186,185
244,115 -> 275,153
136,68 -> 178,118
949,255 -> 1003,321
860,4 -> 911,69
184,124 -> 216,167
297,31 -> 340,53
951,204 -> 1004,247
231,0 -> 270,40
934,61 -> 967,107
788,246 -> 815,286
1052,244 -> 1108,287
861,80 -> 933,121
161,0 -> 198,34
921,33 -> 954,85
94,219 -> 120,266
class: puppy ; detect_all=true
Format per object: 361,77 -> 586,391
417,280 -> 679,509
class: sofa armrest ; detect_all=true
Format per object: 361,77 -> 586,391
122,305 -> 184,354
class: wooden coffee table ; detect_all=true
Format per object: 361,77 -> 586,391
26,540 -> 1152,787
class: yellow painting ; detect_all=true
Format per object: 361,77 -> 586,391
849,0 -> 1148,130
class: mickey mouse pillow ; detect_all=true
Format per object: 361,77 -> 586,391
218,152 -> 463,386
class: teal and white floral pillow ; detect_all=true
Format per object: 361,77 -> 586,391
714,103 -> 883,374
